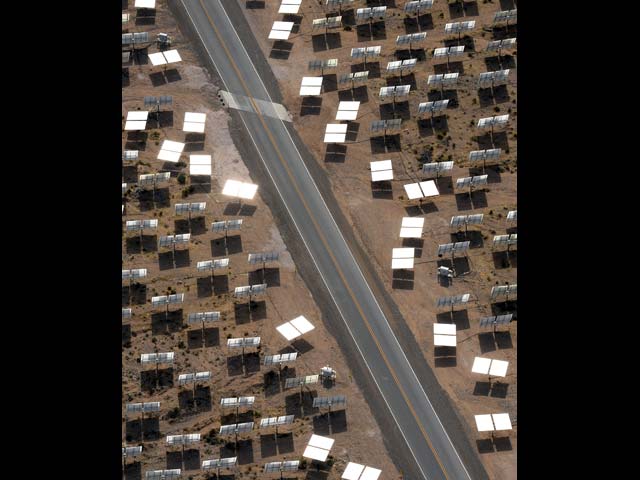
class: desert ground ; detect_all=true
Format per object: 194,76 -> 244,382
238,0 -> 518,478
122,1 -> 402,478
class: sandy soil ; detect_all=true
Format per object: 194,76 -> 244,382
122,2 -> 401,479
238,0 -> 517,478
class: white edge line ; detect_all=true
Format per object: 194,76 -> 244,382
184,1 -> 471,479
179,5 -> 430,478
216,8 -> 473,479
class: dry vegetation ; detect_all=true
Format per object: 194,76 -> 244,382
122,1 -> 400,479
239,0 -> 517,478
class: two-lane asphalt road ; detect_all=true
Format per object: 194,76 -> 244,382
179,1 -> 474,478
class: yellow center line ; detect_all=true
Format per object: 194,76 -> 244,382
196,1 -> 452,477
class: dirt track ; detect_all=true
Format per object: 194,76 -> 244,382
122,1 -> 404,478
233,0 -> 518,478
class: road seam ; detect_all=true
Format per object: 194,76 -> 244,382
181,2 -> 473,478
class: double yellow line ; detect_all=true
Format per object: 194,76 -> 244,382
195,1 -> 454,477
